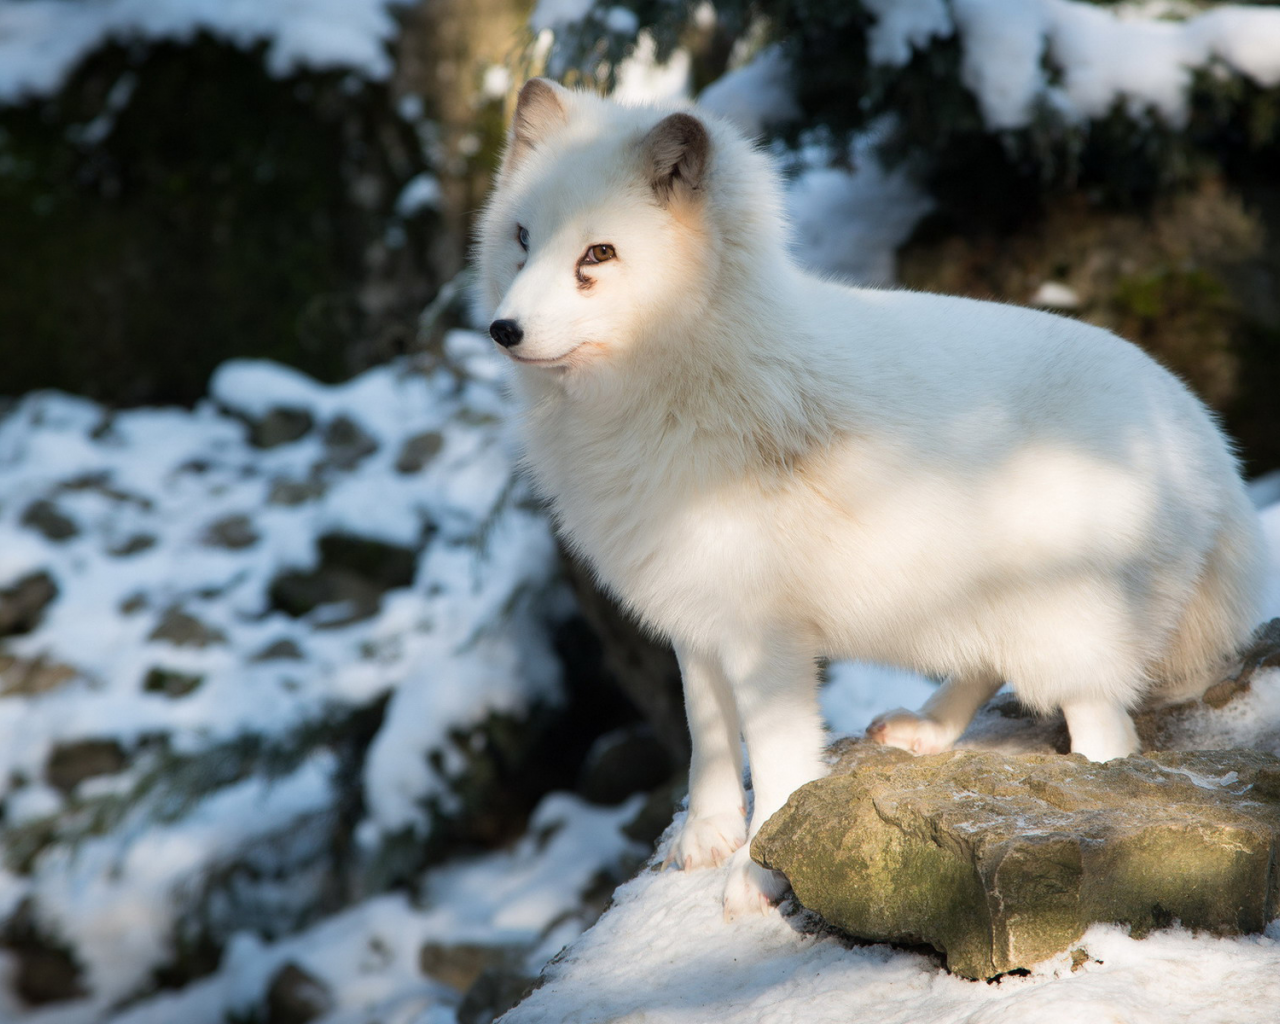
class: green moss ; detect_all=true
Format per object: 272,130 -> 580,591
1112,267 -> 1229,323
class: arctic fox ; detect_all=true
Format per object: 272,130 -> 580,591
475,79 -> 1266,917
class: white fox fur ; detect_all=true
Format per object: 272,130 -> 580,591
475,79 -> 1266,917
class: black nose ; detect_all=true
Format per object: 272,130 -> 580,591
489,319 -> 523,349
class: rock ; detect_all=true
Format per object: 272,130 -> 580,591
560,552 -> 688,764
147,608 -> 226,648
457,957 -> 535,1024
395,430 -> 443,473
0,571 -> 57,637
317,533 -> 417,590
753,742 -> 1280,979
321,414 -> 378,470
0,35 -> 440,408
252,638 -> 304,661
202,514 -> 259,549
0,656 -> 78,697
142,668 -> 204,698
19,501 -> 78,542
576,725 -> 672,806
419,941 -> 507,993
118,592 -> 148,615
268,569 -> 383,625
248,408 -> 314,449
265,962 -> 334,1024
45,739 -> 128,793
267,533 -> 417,624
107,534 -> 157,557
268,476 -> 326,506
1,900 -> 86,1006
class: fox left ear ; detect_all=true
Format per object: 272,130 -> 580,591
505,78 -> 570,172
642,112 -> 709,206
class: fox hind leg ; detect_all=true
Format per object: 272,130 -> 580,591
866,669 -> 1002,754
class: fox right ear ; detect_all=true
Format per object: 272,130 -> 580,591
505,78 -> 570,171
642,112 -> 709,206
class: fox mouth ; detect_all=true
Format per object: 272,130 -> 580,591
505,345 -> 583,367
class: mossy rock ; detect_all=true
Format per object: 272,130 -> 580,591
753,743 -> 1280,979
0,33 -> 440,406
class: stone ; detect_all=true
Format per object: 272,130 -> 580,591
576,725 -> 673,806
45,739 -> 128,793
321,414 -> 378,470
264,962 -> 334,1024
1,900 -> 86,1006
395,430 -> 443,473
419,941 -> 507,993
0,571 -> 57,637
559,552 -> 688,764
201,514 -> 259,550
316,533 -> 417,590
753,742 -> 1280,979
19,501 -> 78,542
147,608 -> 226,648
268,477 -> 326,506
142,668 -> 204,698
0,35 -> 440,408
252,638 -> 304,662
248,408 -> 314,449
457,958 -> 536,1024
267,533 -> 417,624
107,534 -> 157,557
0,656 -> 78,697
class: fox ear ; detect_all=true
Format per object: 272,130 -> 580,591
506,78 -> 569,170
642,112 -> 709,206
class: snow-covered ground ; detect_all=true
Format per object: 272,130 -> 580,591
505,851 -> 1280,1024
0,332 -> 570,1022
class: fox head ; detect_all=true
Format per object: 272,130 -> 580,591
475,79 -> 729,376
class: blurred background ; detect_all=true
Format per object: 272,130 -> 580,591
0,1 -> 1278,1022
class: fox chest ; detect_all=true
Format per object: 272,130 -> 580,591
547,469 -> 810,638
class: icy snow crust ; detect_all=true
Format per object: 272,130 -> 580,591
0,0 -> 406,103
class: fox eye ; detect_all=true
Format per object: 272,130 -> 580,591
581,244 -> 616,265
517,225 -> 529,251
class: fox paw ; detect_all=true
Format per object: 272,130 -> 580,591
722,846 -> 788,920
866,709 -> 953,755
663,809 -> 746,870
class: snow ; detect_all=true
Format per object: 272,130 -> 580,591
1030,281 -> 1082,309
504,844 -> 1280,1024
611,32 -> 692,106
36,754 -> 336,1006
821,661 -> 938,737
529,0 -> 597,35
0,331 -> 565,1017
0,0 -> 407,104
864,0 -> 953,67
82,792 -> 645,1024
698,49 -> 933,286
865,0 -> 1280,130
785,131 -> 934,286
699,47 -> 801,139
